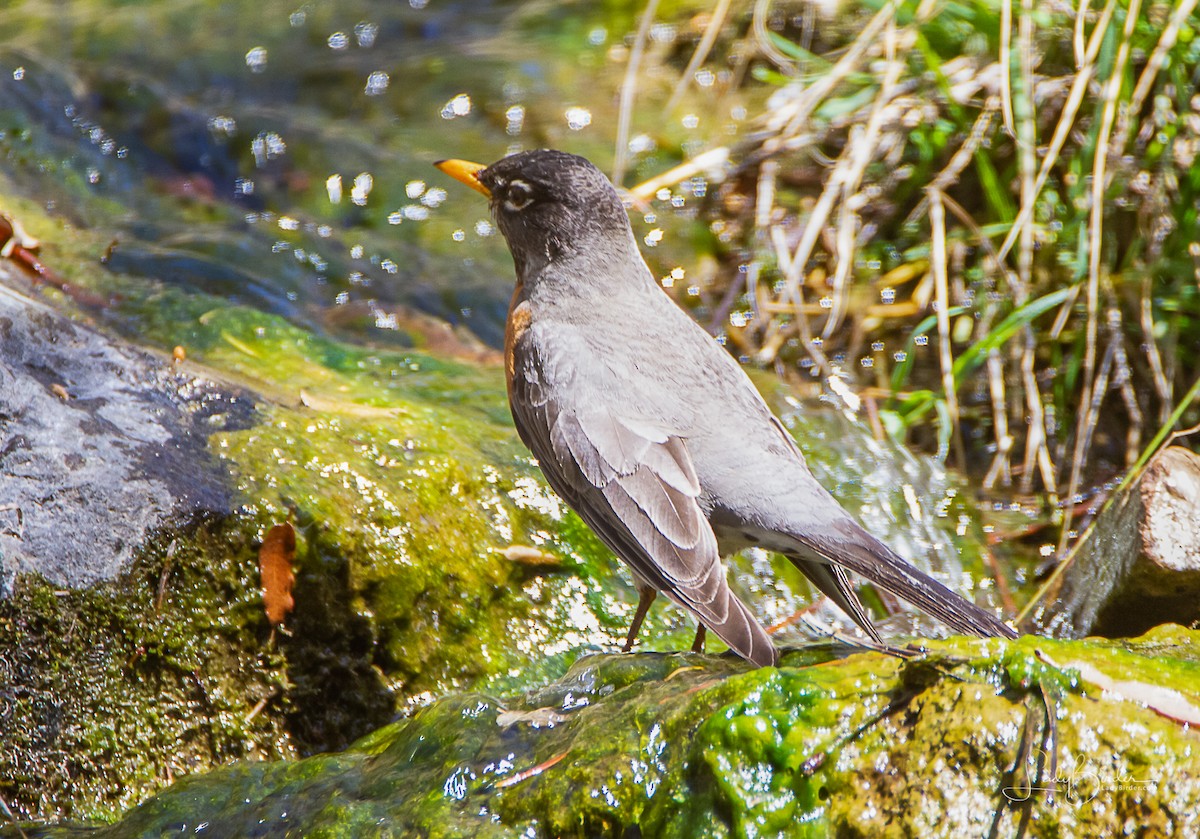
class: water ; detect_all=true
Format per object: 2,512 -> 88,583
0,0 -> 730,351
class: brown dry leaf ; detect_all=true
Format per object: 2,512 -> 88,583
259,522 -> 296,625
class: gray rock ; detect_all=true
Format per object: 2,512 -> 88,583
0,275 -> 253,591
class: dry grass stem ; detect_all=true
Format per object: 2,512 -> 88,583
1140,276 -> 1172,423
1060,0 -> 1143,554
772,0 -> 898,137
997,0 -> 1119,263
1000,0 -> 1015,138
928,187 -> 963,464
666,0 -> 734,112
824,18 -> 903,338
612,0 -> 661,186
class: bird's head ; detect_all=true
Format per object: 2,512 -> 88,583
437,150 -> 635,277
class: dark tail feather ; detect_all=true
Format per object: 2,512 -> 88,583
792,520 -> 1017,640
794,561 -> 884,643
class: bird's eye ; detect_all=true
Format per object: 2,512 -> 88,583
503,180 -> 534,212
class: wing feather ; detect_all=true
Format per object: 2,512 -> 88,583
509,325 -> 777,666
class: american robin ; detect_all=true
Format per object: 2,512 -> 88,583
436,150 -> 1016,667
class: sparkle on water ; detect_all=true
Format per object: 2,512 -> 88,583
441,93 -> 472,119
244,45 -> 267,72
564,106 -> 592,130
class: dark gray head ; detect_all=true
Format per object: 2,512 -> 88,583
477,150 -> 635,276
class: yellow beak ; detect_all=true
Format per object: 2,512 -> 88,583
434,159 -> 490,197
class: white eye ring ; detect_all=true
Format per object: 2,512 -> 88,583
503,180 -> 534,211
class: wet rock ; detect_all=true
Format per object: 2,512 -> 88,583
0,275 -> 253,590
12,628 -> 1200,838
1022,446 -> 1200,638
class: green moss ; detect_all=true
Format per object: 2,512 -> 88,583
0,518 -> 291,823
18,629 -> 1199,838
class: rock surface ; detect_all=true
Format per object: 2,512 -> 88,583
11,627 -> 1200,839
1022,446 -> 1200,638
0,272 -> 253,590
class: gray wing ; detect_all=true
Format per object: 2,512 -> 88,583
509,331 -> 777,667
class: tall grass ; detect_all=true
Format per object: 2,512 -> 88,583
629,0 -> 1200,545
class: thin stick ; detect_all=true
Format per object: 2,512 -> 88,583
1111,328 -> 1144,464
1000,0 -> 1015,138
983,349 -> 1013,488
1020,333 -> 1058,496
1140,275 -> 1172,423
1014,0 -> 1041,491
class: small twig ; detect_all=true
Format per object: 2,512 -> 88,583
246,688 -> 279,723
982,349 -> 1013,489
1139,276 -> 1172,424
1019,332 -> 1058,496
1106,311 -> 1144,464
495,750 -> 570,789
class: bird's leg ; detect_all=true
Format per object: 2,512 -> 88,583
622,587 -> 657,652
691,624 -> 707,653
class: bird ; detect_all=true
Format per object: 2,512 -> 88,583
435,150 -> 1017,667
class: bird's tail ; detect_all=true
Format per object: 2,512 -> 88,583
674,582 -> 779,667
785,518 -> 1017,640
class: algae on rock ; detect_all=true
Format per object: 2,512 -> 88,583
16,627 -> 1199,838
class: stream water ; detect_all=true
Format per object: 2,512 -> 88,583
2,0 -> 736,350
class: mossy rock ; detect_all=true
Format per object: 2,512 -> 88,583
14,626 -> 1199,838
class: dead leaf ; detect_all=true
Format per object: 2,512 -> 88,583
496,706 -> 567,729
1037,649 -> 1200,726
496,545 -> 561,568
260,522 -> 296,625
